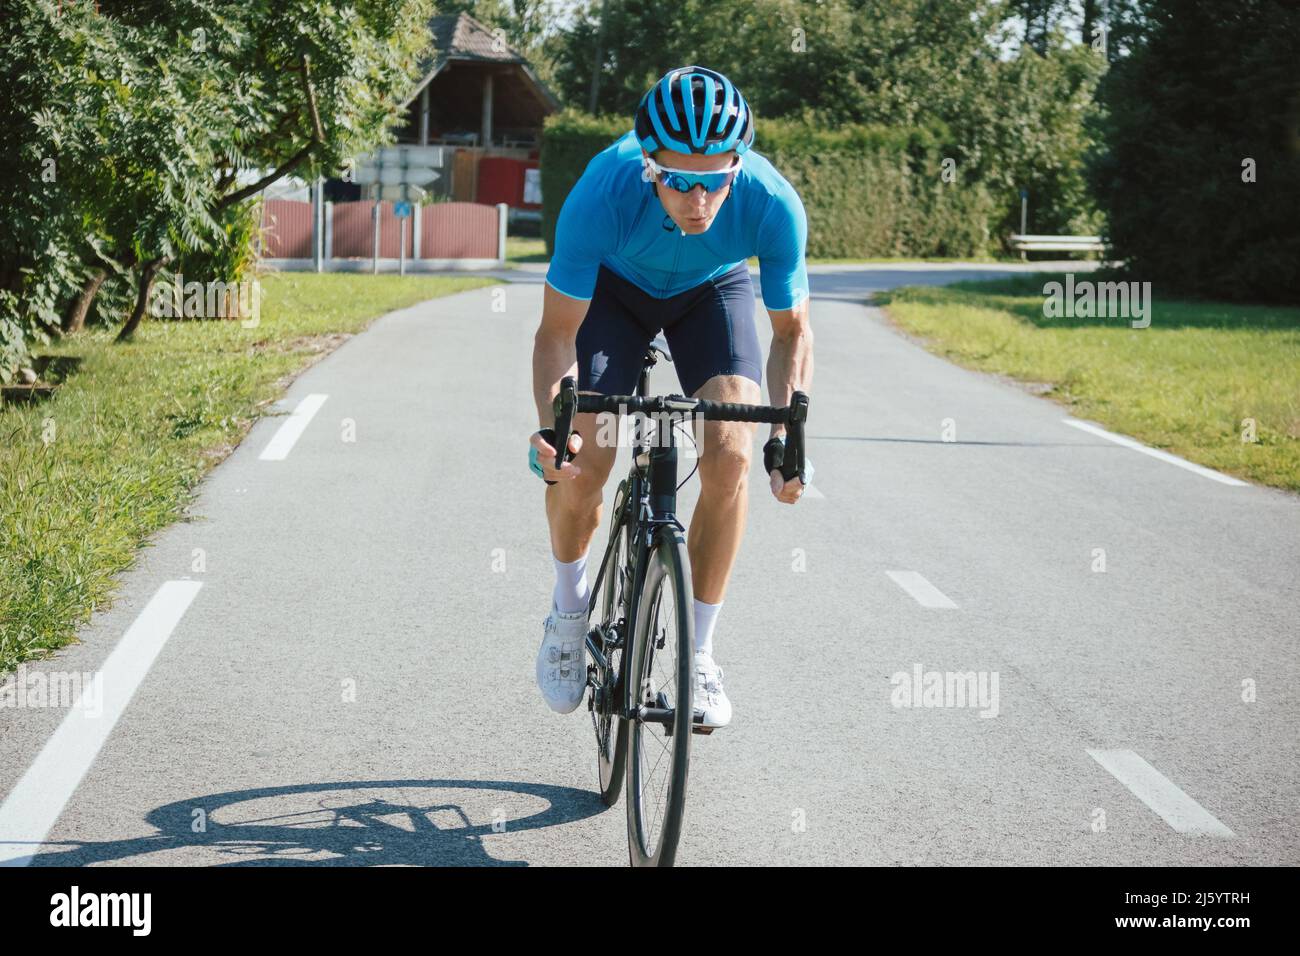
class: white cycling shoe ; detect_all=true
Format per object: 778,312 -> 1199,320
536,602 -> 589,714
692,652 -> 732,732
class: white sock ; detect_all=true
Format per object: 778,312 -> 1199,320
693,599 -> 722,658
553,552 -> 590,615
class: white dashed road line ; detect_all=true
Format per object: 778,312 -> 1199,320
1063,418 -> 1248,486
886,570 -> 958,609
1087,749 -> 1235,837
258,393 -> 328,461
0,580 -> 204,866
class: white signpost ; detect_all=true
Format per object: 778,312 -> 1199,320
350,146 -> 445,274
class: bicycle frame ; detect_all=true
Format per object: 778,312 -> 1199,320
585,349 -> 685,725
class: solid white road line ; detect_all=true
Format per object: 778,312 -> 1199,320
1063,418 -> 1248,486
258,393 -> 328,461
1087,749 -> 1235,837
0,580 -> 204,866
886,570 -> 958,609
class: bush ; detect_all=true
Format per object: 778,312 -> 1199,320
170,201 -> 264,289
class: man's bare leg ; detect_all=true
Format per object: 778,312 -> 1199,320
680,372 -> 759,732
688,372 -> 761,619
545,404 -> 617,564
534,402 -> 618,713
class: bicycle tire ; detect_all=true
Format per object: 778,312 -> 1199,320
591,480 -> 632,806
625,524 -> 694,867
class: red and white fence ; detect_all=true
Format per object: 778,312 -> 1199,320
260,199 -> 506,271
262,199 -> 314,259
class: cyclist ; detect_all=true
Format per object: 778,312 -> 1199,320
530,65 -> 814,731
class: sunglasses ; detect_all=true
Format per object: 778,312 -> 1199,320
642,153 -> 742,193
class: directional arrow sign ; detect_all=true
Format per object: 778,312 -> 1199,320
370,146 -> 444,167
349,145 -> 445,187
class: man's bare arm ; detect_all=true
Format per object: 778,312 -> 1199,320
530,284 -> 591,481
765,295 -> 813,442
533,284 -> 590,426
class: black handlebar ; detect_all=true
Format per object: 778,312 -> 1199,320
550,377 -> 811,482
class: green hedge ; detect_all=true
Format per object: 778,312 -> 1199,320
539,112 -> 632,256
540,109 -> 998,260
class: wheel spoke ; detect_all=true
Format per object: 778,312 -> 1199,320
643,731 -> 670,775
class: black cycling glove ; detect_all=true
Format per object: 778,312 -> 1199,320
763,434 -> 815,487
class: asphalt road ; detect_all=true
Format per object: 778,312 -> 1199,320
1,262 -> 1296,866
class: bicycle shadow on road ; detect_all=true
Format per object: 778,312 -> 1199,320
26,778 -> 603,867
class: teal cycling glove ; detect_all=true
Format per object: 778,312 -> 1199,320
529,428 -> 580,485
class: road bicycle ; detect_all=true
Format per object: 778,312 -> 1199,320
550,336 -> 809,867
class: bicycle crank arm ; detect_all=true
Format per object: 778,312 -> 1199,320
633,705 -> 675,729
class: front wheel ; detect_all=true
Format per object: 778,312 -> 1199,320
625,526 -> 694,867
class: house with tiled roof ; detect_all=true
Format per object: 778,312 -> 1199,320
394,11 -> 561,213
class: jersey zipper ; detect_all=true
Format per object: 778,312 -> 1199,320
662,226 -> 684,297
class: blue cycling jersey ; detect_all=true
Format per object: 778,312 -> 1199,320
545,130 -> 810,311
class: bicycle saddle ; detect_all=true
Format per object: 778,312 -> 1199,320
648,332 -> 673,364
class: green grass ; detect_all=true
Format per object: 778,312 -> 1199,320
879,274 -> 1300,491
506,236 -> 548,264
0,272 -> 494,675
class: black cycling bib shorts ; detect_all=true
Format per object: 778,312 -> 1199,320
576,262 -> 764,399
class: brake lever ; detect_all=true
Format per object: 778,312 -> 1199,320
551,376 -> 578,474
782,391 -> 810,483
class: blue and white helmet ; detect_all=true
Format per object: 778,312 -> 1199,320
635,65 -> 754,157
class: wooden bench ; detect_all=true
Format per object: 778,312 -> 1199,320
1010,234 -> 1106,259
